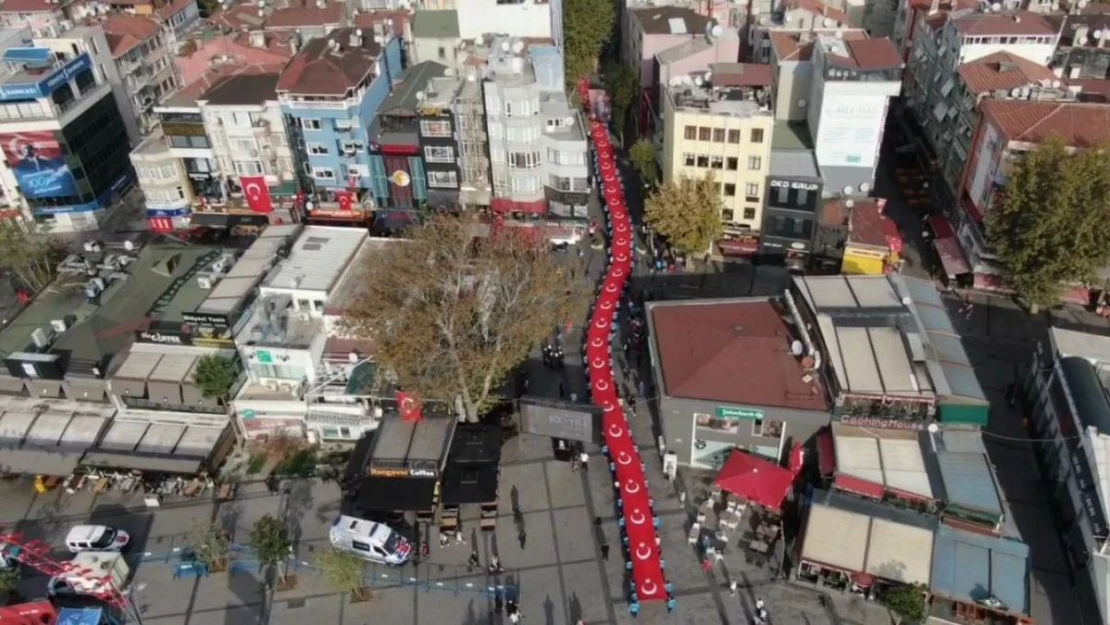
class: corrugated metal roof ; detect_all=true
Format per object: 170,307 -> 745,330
901,275 -> 944,308
866,518 -> 934,585
941,363 -> 989,402
931,526 -> 1030,615
935,451 -> 1002,517
930,332 -> 972,367
1060,357 -> 1110,433
938,428 -> 988,454
915,304 -> 957,335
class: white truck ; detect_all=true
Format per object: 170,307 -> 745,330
47,552 -> 130,598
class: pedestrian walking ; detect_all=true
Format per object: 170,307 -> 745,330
519,528 -> 527,549
755,597 -> 765,611
558,382 -> 566,398
601,542 -> 610,561
468,549 -> 479,571
579,451 -> 589,471
729,580 -> 738,596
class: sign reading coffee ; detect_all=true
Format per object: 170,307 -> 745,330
134,329 -> 236,348
368,466 -> 437,478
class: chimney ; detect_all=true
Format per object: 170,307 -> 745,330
349,28 -> 362,47
250,29 -> 266,48
1075,24 -> 1090,46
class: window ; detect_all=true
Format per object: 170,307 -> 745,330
684,125 -> 697,140
728,129 -> 741,144
744,207 -> 756,220
712,128 -> 725,143
424,146 -> 455,163
230,137 -> 257,152
438,46 -> 447,59
745,182 -> 760,198
684,153 -> 695,167
696,155 -> 709,168
752,419 -> 764,436
307,143 -> 328,155
724,183 -> 736,197
233,160 -> 263,175
299,118 -> 322,130
510,151 -> 541,168
721,208 -> 734,221
420,119 -> 451,137
341,141 -> 364,154
710,155 -> 723,169
313,167 -> 335,180
698,127 -> 711,141
352,540 -> 371,552
751,128 -> 765,143
427,171 -> 458,188
748,156 -> 762,170
726,157 -> 738,171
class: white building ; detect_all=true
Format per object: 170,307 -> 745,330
455,0 -> 553,40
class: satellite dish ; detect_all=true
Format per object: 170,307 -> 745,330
1052,79 -> 1061,88
859,182 -> 871,193
797,98 -> 807,108
416,91 -> 425,101
1096,29 -> 1105,40
512,39 -> 525,53
501,40 -> 511,52
927,422 -> 940,434
355,28 -> 363,36
1010,87 -> 1021,97
682,75 -> 694,86
842,185 -> 854,195
845,198 -> 855,208
476,35 -> 485,46
670,76 -> 683,86
710,24 -> 723,38
564,116 -> 575,126
257,9 -> 264,16
791,340 -> 804,356
823,17 -> 835,27
990,2 -> 1001,9
704,71 -> 713,83
694,75 -> 704,86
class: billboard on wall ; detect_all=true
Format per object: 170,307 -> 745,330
814,95 -> 887,170
1,131 -> 78,199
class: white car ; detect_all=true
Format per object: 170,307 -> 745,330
65,525 -> 130,553
329,515 -> 411,565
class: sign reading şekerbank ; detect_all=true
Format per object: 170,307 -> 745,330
0,53 -> 93,102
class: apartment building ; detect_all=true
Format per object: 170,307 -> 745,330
411,10 -> 461,66
623,6 -> 711,87
1046,8 -> 1110,80
131,130 -> 192,231
956,100 -> 1110,293
484,37 -> 588,216
768,29 -> 866,122
455,0 -> 553,41
278,25 -> 403,210
0,46 -> 133,231
890,0 -> 979,64
453,70 -> 491,208
102,14 -> 181,134
746,0 -> 854,64
199,71 -> 297,223
661,63 -> 775,235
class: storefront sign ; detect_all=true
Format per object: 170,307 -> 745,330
846,247 -> 888,259
137,330 -> 184,345
418,106 -> 446,117
162,123 -> 208,137
182,312 -> 230,327
769,179 -> 819,191
368,466 -> 437,478
134,329 -> 236,348
308,209 -> 366,220
838,415 -> 925,430
391,171 -> 411,187
716,406 -> 763,420
790,242 -> 806,250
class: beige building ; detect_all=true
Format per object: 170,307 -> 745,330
661,63 -> 775,234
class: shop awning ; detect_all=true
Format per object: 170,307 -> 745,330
0,447 -> 82,476
80,451 -> 204,475
865,517 -> 934,585
714,450 -> 794,512
354,476 -> 437,512
881,219 -> 904,254
834,475 -> 885,499
929,215 -> 955,239
935,237 -> 971,278
717,238 -> 759,257
816,431 -> 835,477
440,464 -> 499,505
801,503 -> 870,572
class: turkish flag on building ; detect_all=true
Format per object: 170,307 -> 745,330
240,176 -> 272,214
396,391 -> 423,422
337,190 -> 354,211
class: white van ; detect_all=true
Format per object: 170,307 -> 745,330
329,515 -> 411,565
64,525 -> 130,553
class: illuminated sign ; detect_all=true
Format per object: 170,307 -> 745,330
390,171 -> 411,187
417,106 -> 446,117
368,466 -> 436,478
769,179 -> 819,191
0,54 -> 93,102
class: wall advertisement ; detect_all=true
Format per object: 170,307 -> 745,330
1,131 -> 78,199
814,95 -> 887,169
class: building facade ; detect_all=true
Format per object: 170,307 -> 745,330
661,63 -> 774,235
102,14 -> 181,135
454,0 -> 553,41
759,174 -> 824,266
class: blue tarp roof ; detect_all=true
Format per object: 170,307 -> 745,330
57,607 -> 105,625
2,47 -> 52,63
931,525 -> 1030,616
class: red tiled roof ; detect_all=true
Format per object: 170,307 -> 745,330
1071,78 -> 1110,102
841,37 -> 903,70
958,51 -> 1056,94
770,30 -> 867,63
650,299 -> 828,411
981,100 -> 1110,147
0,0 -> 59,12
353,9 -> 410,38
952,11 -> 1057,36
266,2 -> 344,28
923,12 -> 950,31
208,2 -> 267,30
157,0 -> 194,19
711,62 -> 773,87
847,199 -> 892,248
277,27 -> 383,95
166,62 -> 284,106
102,14 -> 161,58
177,31 -> 294,87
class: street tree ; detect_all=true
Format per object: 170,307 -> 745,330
629,138 -> 658,187
0,218 -> 60,293
989,138 -> 1110,311
193,355 -> 239,404
188,522 -> 231,572
644,174 -> 725,257
250,515 -> 292,583
315,548 -> 370,601
0,567 -> 19,601
603,63 -> 638,143
884,584 -> 926,623
563,0 -> 615,87
341,215 -> 588,422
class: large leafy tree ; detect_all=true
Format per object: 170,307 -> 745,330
341,215 -> 588,422
0,218 -> 59,293
884,584 -> 926,623
629,138 -> 658,187
188,522 -> 231,572
988,139 -> 1110,310
193,355 -> 239,403
645,175 -> 725,256
564,0 -> 615,86
315,548 -> 369,601
250,515 -> 292,583
602,62 -> 638,143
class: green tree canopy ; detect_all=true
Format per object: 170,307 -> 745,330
563,0 -> 615,86
188,522 -> 231,570
629,138 -> 657,186
250,515 -> 292,582
645,174 -> 725,256
341,215 -> 588,422
884,584 -> 926,623
0,566 -> 18,598
602,62 -> 638,142
193,355 -> 239,402
315,548 -> 369,600
0,218 -> 59,293
989,139 -> 1110,309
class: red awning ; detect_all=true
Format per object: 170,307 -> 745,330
789,443 -> 805,475
880,218 -> 904,254
934,237 -> 970,277
816,431 -> 835,477
714,450 -> 795,512
851,572 -> 875,588
717,237 -> 759,257
490,198 -> 548,215
833,474 -> 884,500
929,215 -> 955,239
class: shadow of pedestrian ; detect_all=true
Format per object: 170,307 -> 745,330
510,485 -> 520,514
543,595 -> 555,625
569,593 -> 583,623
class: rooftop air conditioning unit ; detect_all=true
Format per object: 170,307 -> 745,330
83,240 -> 103,253
50,319 -> 68,332
197,275 -> 218,289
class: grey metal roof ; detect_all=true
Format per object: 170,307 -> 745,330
770,149 -> 820,178
935,451 -> 1003,517
931,525 -> 1030,616
380,61 -> 449,116
1060,356 -> 1110,434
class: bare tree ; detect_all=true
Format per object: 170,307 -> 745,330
0,218 -> 60,292
341,215 -> 587,422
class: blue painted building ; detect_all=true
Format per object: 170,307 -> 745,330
277,26 -> 402,222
